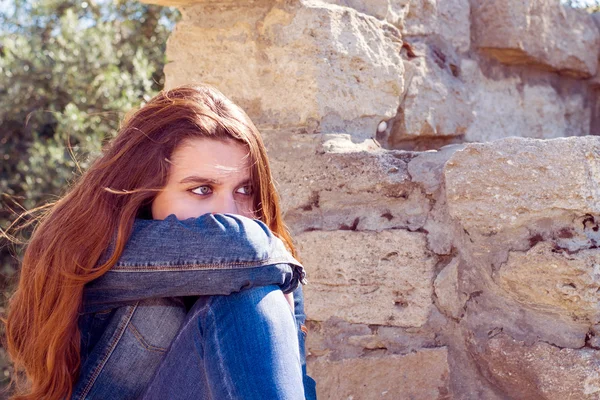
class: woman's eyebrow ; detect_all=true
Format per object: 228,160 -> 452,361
179,176 -> 251,186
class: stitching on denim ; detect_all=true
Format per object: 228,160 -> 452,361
162,297 -> 213,349
77,303 -> 138,399
144,298 -> 214,390
110,256 -> 301,272
128,323 -> 168,353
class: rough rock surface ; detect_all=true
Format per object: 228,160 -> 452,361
461,59 -> 593,142
467,333 -> 600,399
305,316 -> 439,360
471,0 -> 600,78
434,257 -> 465,320
320,0 -> 409,27
323,0 -> 471,53
261,132 -> 429,233
296,229 -> 436,327
388,40 -> 472,146
496,242 -> 600,322
444,136 -> 600,235
163,1 -> 404,139
307,348 -> 450,400
142,0 -> 598,144
402,0 -> 470,53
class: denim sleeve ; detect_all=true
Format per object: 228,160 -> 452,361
82,213 -> 307,314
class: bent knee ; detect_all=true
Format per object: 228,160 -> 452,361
220,284 -> 284,309
187,285 -> 287,317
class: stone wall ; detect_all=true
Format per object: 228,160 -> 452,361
141,0 -> 600,398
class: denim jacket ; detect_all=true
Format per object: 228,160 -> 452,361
71,213 -> 316,399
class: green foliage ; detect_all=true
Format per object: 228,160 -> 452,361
0,0 -> 179,386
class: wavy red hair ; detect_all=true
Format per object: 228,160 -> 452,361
2,84 -> 299,399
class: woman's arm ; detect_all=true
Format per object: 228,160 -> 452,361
82,213 -> 306,314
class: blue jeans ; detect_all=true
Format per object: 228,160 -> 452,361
74,213 -> 317,399
141,285 -> 310,399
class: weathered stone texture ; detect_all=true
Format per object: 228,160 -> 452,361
434,258 -> 465,320
471,0 -> 600,78
389,40 -> 472,145
402,0 -> 470,53
138,0 -> 600,397
163,1 -> 404,139
144,0 -> 598,145
468,333 -> 600,399
304,316 -> 438,360
261,132 -> 429,233
307,348 -> 450,400
320,0 -> 409,27
444,136 -> 600,235
461,60 -> 593,142
321,0 -> 471,53
407,144 -> 464,195
463,286 -> 590,350
296,229 -> 436,327
495,242 -> 600,322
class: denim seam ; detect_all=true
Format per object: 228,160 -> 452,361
76,303 -> 138,399
111,256 -> 300,271
155,297 -> 214,359
127,323 -> 169,353
181,298 -> 213,333
138,297 -> 215,398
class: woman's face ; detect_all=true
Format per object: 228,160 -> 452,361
151,137 -> 256,220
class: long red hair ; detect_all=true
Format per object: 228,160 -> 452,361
2,84 -> 299,399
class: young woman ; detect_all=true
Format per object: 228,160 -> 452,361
3,84 -> 317,399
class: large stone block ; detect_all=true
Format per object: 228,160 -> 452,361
162,1 -> 404,139
322,0 -> 471,53
468,333 -> 600,399
304,317 -> 437,360
463,287 -> 590,350
461,59 -> 592,141
495,242 -> 600,322
308,348 -> 450,399
262,132 -> 430,233
471,0 -> 600,78
444,136 -> 600,235
296,229 -> 436,327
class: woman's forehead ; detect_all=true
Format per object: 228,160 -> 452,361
168,137 -> 251,181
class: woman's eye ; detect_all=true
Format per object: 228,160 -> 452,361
191,186 -> 212,196
237,185 -> 253,195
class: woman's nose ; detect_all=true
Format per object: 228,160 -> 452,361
214,195 -> 240,215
